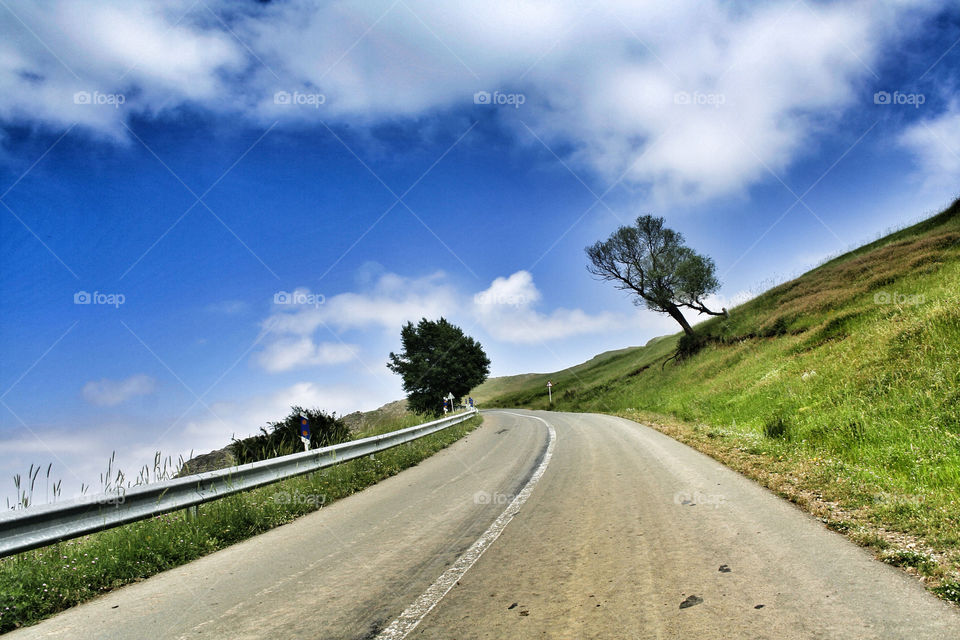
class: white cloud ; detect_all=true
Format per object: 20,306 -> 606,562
254,337 -> 358,373
256,274 -> 457,373
82,374 -> 156,406
266,276 -> 456,335
0,1 -> 244,140
472,271 -> 626,343
899,103 -> 960,189
0,0 -> 942,204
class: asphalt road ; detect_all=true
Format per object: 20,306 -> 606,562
9,410 -> 960,639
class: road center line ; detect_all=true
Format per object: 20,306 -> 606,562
376,412 -> 556,640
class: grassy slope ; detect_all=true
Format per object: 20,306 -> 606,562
0,412 -> 481,632
478,198 -> 960,599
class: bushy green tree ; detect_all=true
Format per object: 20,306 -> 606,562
387,318 -> 491,415
586,214 -> 725,336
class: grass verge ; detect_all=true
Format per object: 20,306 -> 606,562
0,413 -> 481,633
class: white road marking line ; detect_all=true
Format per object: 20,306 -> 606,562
376,412 -> 556,640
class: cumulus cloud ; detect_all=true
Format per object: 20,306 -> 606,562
899,103 -> 960,189
82,374 -> 156,406
0,1 -> 244,140
256,274 -> 457,372
472,271 -> 626,343
0,0 -> 941,203
254,337 -> 358,373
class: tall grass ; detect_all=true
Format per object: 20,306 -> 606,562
0,413 -> 481,632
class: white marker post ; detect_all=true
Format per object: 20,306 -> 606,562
547,381 -> 553,404
445,392 -> 455,414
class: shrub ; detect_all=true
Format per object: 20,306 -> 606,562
763,415 -> 791,439
762,316 -> 790,337
675,333 -> 707,359
230,407 -> 349,464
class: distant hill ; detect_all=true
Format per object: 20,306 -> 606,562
471,340 -> 669,404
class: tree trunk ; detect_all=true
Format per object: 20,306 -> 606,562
665,304 -> 695,336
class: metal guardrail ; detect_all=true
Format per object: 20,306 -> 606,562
0,409 -> 478,558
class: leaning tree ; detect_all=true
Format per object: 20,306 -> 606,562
387,317 -> 491,415
585,214 -> 725,336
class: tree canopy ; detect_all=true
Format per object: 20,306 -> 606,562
387,317 -> 491,415
585,214 -> 724,336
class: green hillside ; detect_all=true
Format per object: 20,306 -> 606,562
477,197 -> 960,601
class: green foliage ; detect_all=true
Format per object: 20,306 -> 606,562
932,580 -> 960,603
230,407 -> 349,464
882,550 -> 936,572
388,317 -> 491,415
675,333 -> 708,360
762,415 -> 791,440
761,315 -> 790,337
586,214 -> 724,334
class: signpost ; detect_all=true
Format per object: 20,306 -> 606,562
547,381 -> 553,404
444,392 -> 455,414
299,415 -> 311,451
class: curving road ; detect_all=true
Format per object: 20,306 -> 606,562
9,410 -> 960,639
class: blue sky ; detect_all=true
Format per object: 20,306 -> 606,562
0,0 -> 958,501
